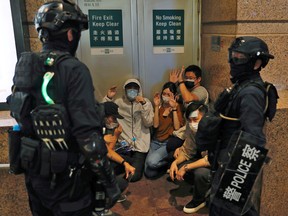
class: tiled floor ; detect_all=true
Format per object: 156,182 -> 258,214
0,167 -> 209,216
111,174 -> 209,216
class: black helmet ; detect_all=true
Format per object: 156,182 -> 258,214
228,36 -> 274,68
34,0 -> 88,41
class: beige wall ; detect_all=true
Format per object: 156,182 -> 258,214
201,0 -> 288,103
201,0 -> 288,215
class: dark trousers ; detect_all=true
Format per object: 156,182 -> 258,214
179,161 -> 211,202
121,151 -> 147,182
179,160 -> 211,202
25,171 -> 94,216
109,160 -> 129,192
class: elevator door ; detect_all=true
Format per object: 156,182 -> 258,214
76,0 -> 200,100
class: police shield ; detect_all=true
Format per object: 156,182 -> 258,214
213,130 -> 269,215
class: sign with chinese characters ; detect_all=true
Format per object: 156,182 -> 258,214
153,10 -> 184,54
214,131 -> 268,214
89,10 -> 123,55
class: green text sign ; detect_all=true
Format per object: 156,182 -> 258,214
89,10 -> 123,47
153,10 -> 184,46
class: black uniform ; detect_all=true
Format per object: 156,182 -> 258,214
24,43 -> 102,215
209,75 -> 266,216
8,1 -> 120,215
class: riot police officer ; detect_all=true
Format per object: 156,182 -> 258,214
209,37 -> 275,216
9,1 -> 120,215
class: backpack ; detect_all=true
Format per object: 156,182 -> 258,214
6,51 -> 71,135
196,80 -> 279,153
6,51 -> 72,174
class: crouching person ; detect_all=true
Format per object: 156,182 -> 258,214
169,103 -> 211,214
103,102 -> 136,203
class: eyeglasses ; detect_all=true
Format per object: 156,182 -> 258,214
228,50 -> 250,65
184,76 -> 197,80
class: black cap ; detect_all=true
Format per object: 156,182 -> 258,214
104,102 -> 124,119
125,82 -> 140,89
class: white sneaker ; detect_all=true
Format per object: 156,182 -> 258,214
183,200 -> 206,214
117,194 -> 127,203
93,209 -> 113,216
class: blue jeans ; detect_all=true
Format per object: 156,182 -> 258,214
144,139 -> 169,179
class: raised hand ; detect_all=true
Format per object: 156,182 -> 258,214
169,68 -> 181,83
107,85 -> 117,99
135,95 -> 146,105
153,92 -> 161,106
178,65 -> 185,82
169,98 -> 177,110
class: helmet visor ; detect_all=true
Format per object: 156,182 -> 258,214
228,50 -> 250,65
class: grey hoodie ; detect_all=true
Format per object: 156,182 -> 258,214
103,78 -> 154,153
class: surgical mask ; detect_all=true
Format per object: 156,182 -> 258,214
184,79 -> 195,89
189,122 -> 199,133
162,95 -> 170,103
126,89 -> 138,101
105,122 -> 119,129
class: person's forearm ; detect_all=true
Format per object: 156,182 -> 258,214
153,106 -> 159,128
174,153 -> 186,165
185,156 -> 210,171
172,109 -> 181,130
107,148 -> 125,165
178,83 -> 198,102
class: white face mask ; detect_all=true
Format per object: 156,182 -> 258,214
189,122 -> 199,133
105,122 -> 119,129
162,95 -> 170,103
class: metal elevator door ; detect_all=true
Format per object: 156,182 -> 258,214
76,0 -> 200,100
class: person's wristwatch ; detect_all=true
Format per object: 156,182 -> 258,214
178,81 -> 185,87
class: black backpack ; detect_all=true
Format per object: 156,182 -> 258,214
6,51 -> 71,135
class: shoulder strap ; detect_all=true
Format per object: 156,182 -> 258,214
41,51 -> 72,104
219,80 -> 265,121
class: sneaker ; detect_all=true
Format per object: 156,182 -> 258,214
183,200 -> 205,214
93,209 -> 113,216
117,194 -> 127,203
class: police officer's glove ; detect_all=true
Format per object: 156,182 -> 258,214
90,157 -> 121,208
78,131 -> 121,208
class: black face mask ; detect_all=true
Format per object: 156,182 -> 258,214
184,80 -> 195,89
229,60 -> 257,84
